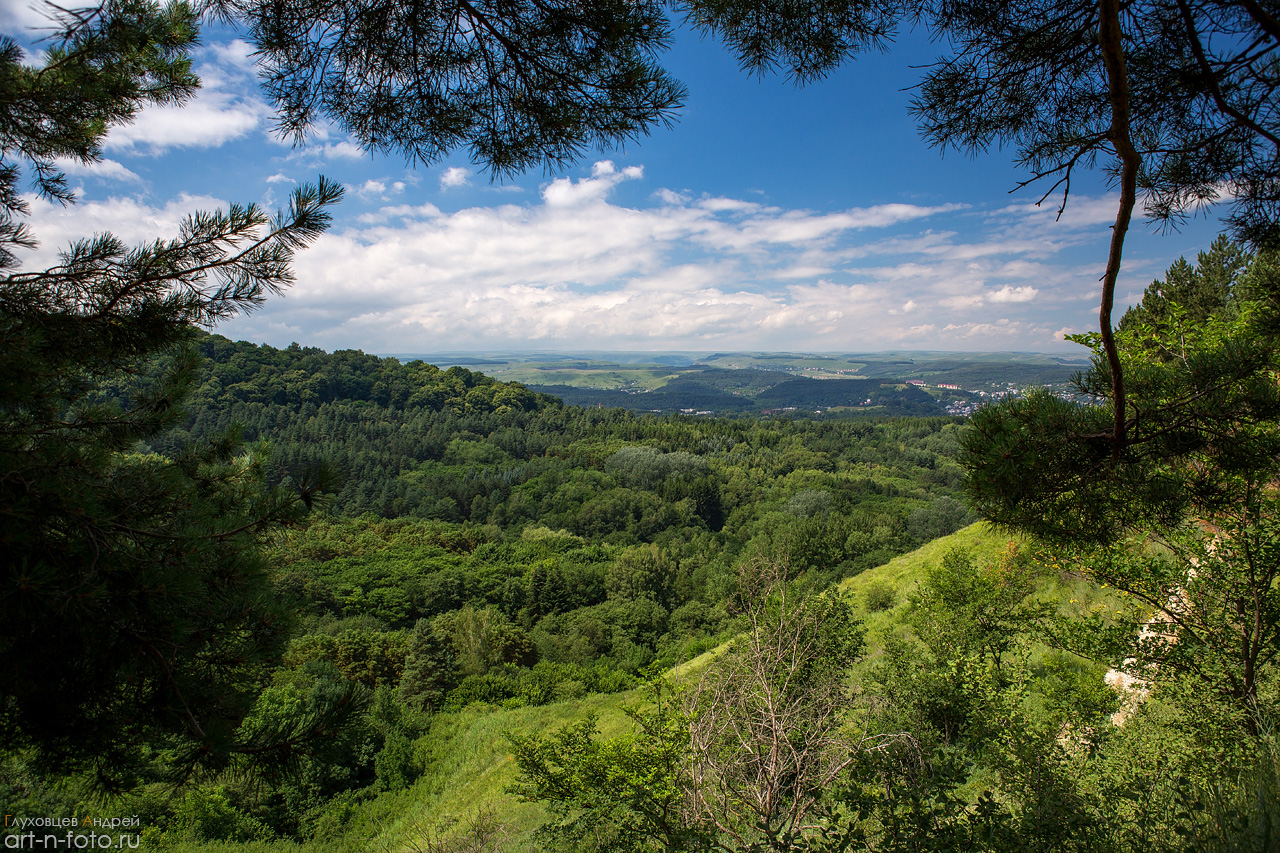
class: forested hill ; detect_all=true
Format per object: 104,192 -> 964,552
135,333 -> 552,516
139,334 -> 972,526
182,333 -> 559,414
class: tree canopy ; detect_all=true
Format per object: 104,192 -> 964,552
0,2 -> 347,780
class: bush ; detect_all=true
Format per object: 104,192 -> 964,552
862,581 -> 896,613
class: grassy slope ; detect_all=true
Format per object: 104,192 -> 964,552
839,522 -> 1120,670
375,524 -> 1021,852
170,523 -> 1108,852
388,692 -> 643,851
841,523 -> 1012,608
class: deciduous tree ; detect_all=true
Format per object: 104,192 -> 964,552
683,557 -> 868,852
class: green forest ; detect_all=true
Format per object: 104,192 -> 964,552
5,1 -> 1280,852
6,238 -> 1280,852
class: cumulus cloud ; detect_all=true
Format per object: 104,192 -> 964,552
987,285 -> 1039,303
353,179 -> 405,202
1,2 -> 62,35
941,321 -> 1022,338
320,141 -> 366,160
654,188 -> 690,205
15,192 -> 230,269
996,193 -> 1124,230
107,98 -> 264,153
941,294 -> 987,310
15,158 -> 1146,353
541,161 -> 643,206
104,41 -> 270,154
697,196 -> 764,214
440,167 -> 471,189
215,161 -> 1004,349
287,139 -> 367,163
205,39 -> 258,76
54,157 -> 141,183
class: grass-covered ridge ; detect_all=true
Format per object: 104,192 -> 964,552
154,524 -> 1014,852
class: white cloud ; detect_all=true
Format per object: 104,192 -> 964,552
941,294 -> 987,310
100,40 -> 270,155
352,179 -> 405,202
355,202 -> 442,224
214,162 -> 993,349
941,321 -> 1025,339
654,188 -> 690,205
17,159 -> 1171,353
996,194 -> 1123,230
1,2 -> 61,35
105,97 -> 263,153
53,157 -> 140,183
320,141 -> 366,160
440,167 -> 471,189
541,161 -> 643,206
15,192 -> 229,269
106,86 -> 266,155
206,40 -> 258,76
697,196 -> 763,214
266,173 -> 295,184
698,203 -> 967,252
987,285 -> 1039,303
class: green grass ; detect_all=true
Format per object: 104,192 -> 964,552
377,525 -> 1029,851
385,692 -> 642,851
836,522 -> 1017,649
163,523 -> 1118,852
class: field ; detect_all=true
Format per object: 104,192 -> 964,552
387,351 -> 1084,416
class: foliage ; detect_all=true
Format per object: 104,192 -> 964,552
509,687 -> 708,853
285,629 -> 411,689
1119,235 -> 1254,333
911,544 -> 1036,671
962,238 -> 1280,544
235,0 -> 686,177
862,580 -> 896,613
906,0 -> 1280,245
1045,510 -> 1280,723
1,179 -> 343,785
512,559 -> 878,853
684,557 -> 868,852
0,0 -> 197,265
963,238 -> 1280,745
386,805 -> 512,853
434,605 -> 537,677
399,619 -> 460,712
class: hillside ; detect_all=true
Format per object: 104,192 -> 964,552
165,522 -> 1105,853
25,332 -> 1248,853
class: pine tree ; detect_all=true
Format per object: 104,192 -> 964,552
397,619 -> 459,712
0,1 -> 344,783
961,238 -> 1280,544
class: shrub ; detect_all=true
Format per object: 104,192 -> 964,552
863,581 -> 896,613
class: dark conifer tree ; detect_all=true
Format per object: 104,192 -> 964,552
397,619 -> 459,713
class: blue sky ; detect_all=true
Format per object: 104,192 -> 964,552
3,4 -> 1230,355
